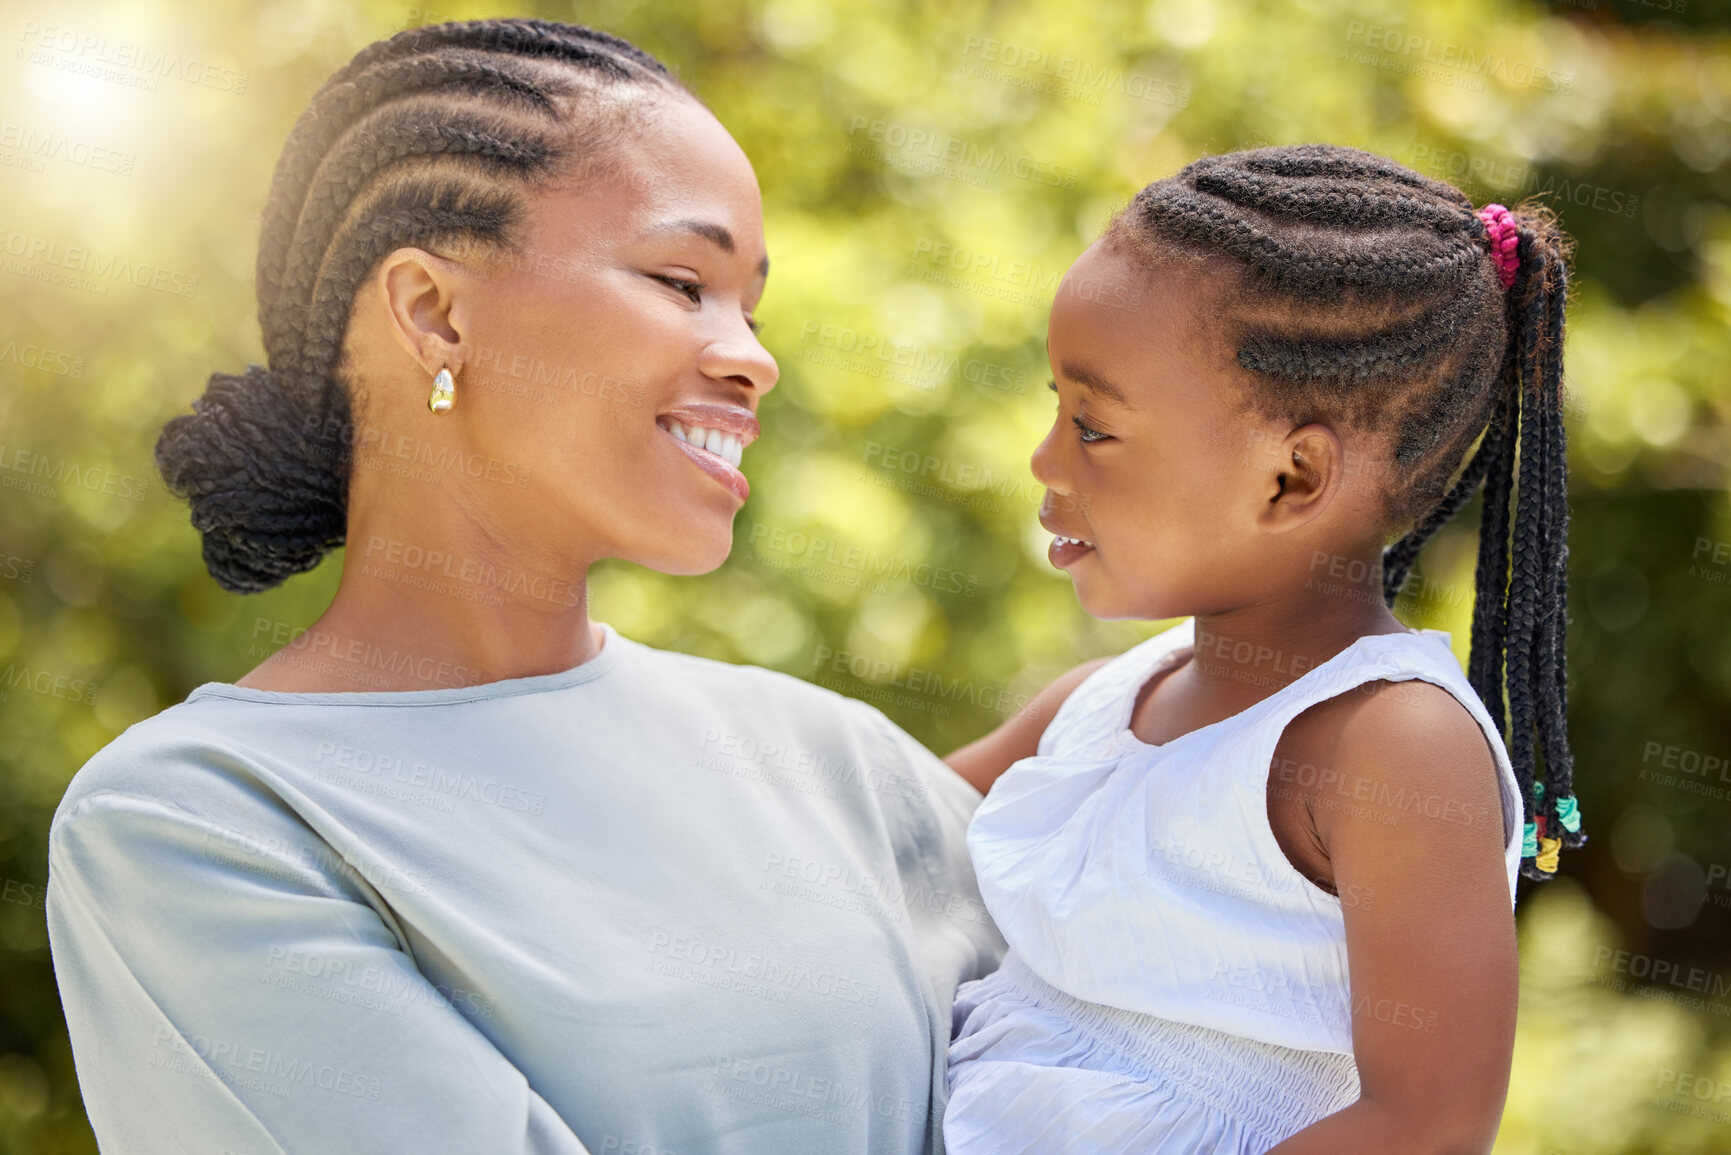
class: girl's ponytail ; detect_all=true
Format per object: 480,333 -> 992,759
1382,201 -> 1582,881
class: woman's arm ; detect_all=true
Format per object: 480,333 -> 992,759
48,789 -> 591,1154
1265,680 -> 1517,1155
943,658 -> 1112,795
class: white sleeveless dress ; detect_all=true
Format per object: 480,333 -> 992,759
945,616 -> 1524,1154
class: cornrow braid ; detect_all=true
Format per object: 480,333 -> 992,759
1108,144 -> 1583,882
157,19 -> 686,592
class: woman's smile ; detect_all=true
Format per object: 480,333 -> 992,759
656,401 -> 760,502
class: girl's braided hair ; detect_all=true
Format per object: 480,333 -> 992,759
156,19 -> 686,593
1108,144 -> 1582,881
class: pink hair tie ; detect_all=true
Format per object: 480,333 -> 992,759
1477,203 -> 1520,290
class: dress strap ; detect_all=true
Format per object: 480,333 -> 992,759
1038,619 -> 1196,761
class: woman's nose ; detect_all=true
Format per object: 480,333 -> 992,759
700,324 -> 779,397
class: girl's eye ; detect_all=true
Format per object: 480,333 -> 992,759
745,314 -> 763,335
1050,381 -> 1108,443
655,274 -> 704,304
1071,414 -> 1109,444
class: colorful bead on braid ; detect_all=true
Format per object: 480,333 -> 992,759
1521,781 -> 1585,879
1476,203 -> 1520,289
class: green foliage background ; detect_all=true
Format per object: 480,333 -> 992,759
1,0 -> 1728,1150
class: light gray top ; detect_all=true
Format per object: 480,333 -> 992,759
47,622 -> 1005,1155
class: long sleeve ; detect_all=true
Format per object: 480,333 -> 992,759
849,702 -> 1008,1155
47,784 -> 591,1155
861,704 -> 1007,994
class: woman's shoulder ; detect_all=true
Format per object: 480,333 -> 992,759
628,635 -> 914,734
52,695 -> 269,835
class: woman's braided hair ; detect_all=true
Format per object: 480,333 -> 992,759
156,19 -> 686,593
1108,144 -> 1582,881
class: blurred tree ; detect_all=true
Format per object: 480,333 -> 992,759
0,0 -> 1726,1151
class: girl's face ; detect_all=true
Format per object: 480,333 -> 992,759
1033,238 -> 1354,621
360,91 -> 777,578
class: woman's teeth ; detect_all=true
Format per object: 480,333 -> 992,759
1055,535 -> 1093,547
666,420 -> 745,469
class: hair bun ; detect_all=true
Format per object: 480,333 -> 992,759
155,364 -> 349,593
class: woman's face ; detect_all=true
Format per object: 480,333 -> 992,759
362,91 -> 777,578
1032,237 -> 1360,621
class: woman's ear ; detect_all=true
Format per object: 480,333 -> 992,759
1258,423 -> 1345,532
377,246 -> 471,376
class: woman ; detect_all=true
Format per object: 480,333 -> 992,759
46,19 -> 1003,1155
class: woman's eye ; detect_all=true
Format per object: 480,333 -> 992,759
1071,414 -> 1109,444
745,314 -> 763,335
655,274 -> 704,304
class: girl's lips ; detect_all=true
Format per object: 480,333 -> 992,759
1048,536 -> 1095,569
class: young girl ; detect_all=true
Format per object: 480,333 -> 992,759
941,145 -> 1585,1153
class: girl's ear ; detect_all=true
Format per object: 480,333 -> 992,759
1258,423 -> 1346,532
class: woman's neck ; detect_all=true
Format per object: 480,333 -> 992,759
236,505 -> 603,693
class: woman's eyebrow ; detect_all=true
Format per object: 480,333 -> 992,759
642,218 -> 770,276
1059,362 -> 1133,407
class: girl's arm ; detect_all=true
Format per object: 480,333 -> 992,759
944,658 -> 1111,795
1265,679 -> 1517,1155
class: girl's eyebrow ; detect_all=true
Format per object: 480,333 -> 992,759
1059,362 -> 1134,408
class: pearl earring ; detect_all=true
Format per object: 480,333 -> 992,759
427,366 -> 455,414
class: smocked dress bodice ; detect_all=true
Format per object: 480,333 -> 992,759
944,616 -> 1523,1154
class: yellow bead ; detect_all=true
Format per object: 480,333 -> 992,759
1535,837 -> 1562,875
